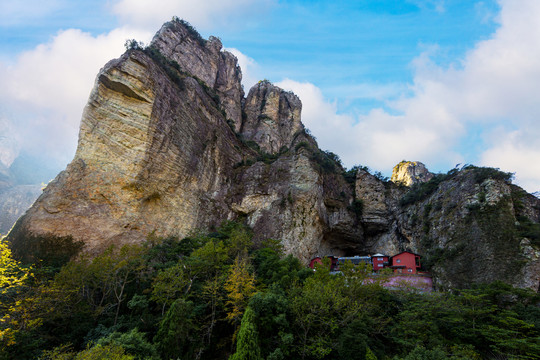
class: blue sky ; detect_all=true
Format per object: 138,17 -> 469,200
1,0 -> 539,192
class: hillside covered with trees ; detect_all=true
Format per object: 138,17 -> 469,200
1,222 -> 539,360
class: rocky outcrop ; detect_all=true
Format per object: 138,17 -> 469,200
356,166 -> 540,291
150,20 -> 244,130
6,19 -> 540,291
241,81 -> 303,154
391,160 -> 433,186
355,170 -> 390,234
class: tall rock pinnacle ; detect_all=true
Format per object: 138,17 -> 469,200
241,80 -> 304,154
150,20 -> 244,129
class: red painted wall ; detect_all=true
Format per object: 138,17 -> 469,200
391,252 -> 421,274
372,256 -> 389,271
309,257 -> 322,269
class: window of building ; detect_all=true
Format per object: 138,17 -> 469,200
408,269 -> 413,273
378,264 -> 383,267
396,259 -> 401,263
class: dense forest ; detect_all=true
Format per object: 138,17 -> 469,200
1,222 -> 539,360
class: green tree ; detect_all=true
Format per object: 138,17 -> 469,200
365,347 -> 378,360
338,319 -> 369,360
154,299 -> 197,360
151,263 -> 190,315
189,240 -> 229,347
97,328 -> 158,360
75,343 -> 134,360
392,345 -> 447,360
41,343 -> 135,360
54,244 -> 145,324
226,226 -> 253,259
229,307 -> 262,360
291,262 -> 363,359
248,291 -> 292,358
0,239 -> 31,347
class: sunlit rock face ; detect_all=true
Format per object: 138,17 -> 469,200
391,160 -> 434,186
7,20 -> 540,291
150,21 -> 244,131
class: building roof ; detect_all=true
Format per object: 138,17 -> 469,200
372,253 -> 388,257
392,251 -> 421,257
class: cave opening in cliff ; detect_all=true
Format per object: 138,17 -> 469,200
320,233 -> 366,258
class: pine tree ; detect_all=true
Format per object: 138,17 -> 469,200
154,298 -> 195,360
366,347 -> 378,360
229,307 -> 262,360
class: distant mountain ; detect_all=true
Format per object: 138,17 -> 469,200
9,152 -> 63,185
0,151 -> 62,234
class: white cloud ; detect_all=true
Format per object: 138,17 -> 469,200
0,0 -> 271,169
392,0 -> 540,191
0,26 -> 153,164
226,48 -> 260,91
111,0 -> 274,32
2,0 -> 540,194
481,130 -> 540,192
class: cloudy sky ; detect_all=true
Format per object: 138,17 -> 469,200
1,0 -> 539,192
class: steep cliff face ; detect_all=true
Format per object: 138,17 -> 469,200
356,164 -> 540,291
150,21 -> 244,130
7,20 -> 359,264
6,20 -> 540,291
241,81 -> 303,154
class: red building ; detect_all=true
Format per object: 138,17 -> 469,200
309,257 -> 323,269
309,256 -> 338,271
371,253 -> 389,271
390,251 -> 421,274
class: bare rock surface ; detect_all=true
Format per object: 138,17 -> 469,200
7,20 -> 356,265
241,81 -> 304,154
150,21 -> 244,129
391,160 -> 433,186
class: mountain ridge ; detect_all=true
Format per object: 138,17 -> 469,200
6,19 -> 540,291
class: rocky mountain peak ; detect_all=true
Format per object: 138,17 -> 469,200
391,160 -> 433,186
150,19 -> 244,127
241,80 -> 304,154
